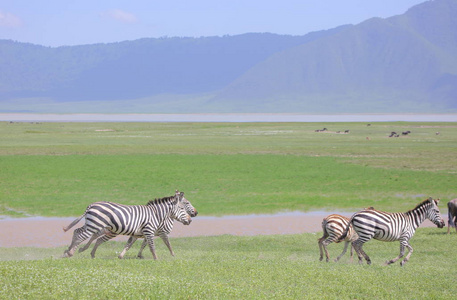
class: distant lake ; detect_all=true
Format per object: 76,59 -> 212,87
1,113 -> 457,122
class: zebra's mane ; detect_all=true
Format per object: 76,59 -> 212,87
146,195 -> 177,206
408,197 -> 434,212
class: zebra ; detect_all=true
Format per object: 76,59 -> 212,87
318,214 -> 358,262
339,197 -> 445,266
447,198 -> 457,234
78,191 -> 197,259
62,190 -> 192,260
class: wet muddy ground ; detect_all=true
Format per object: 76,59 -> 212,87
0,212 -> 443,248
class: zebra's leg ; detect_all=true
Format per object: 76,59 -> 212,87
145,233 -> 158,260
90,231 -> 117,259
63,227 -> 91,258
133,239 -> 148,259
320,239 -> 333,262
335,241 -> 350,262
118,236 -> 139,259
353,241 -> 371,265
159,233 -> 175,256
385,241 -> 406,265
318,237 -> 325,261
349,243 -> 354,262
400,243 -> 414,266
136,239 -> 148,259
79,228 -> 110,253
317,232 -> 328,261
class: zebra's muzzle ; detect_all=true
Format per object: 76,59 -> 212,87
182,217 -> 192,225
437,220 -> 445,228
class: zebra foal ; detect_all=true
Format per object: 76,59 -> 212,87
340,197 -> 445,266
318,214 -> 358,262
78,191 -> 197,259
62,190 -> 192,260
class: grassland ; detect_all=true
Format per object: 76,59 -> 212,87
1,229 -> 456,299
1,120 -> 456,299
1,121 -> 456,216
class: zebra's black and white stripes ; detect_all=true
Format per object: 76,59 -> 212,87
318,214 -> 358,262
78,191 -> 197,259
63,190 -> 192,260
340,197 -> 445,266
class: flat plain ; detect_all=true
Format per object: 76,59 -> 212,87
1,120 -> 456,299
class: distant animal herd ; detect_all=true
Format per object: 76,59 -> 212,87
314,125 -> 441,138
62,191 -> 457,267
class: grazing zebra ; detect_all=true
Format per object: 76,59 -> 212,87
62,190 -> 192,260
79,191 -> 197,259
318,214 -> 358,262
447,199 -> 457,234
339,197 -> 445,266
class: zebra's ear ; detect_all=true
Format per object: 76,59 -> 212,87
435,198 -> 440,205
174,190 -> 182,203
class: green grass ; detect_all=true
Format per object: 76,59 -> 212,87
0,229 -> 456,299
1,120 -> 457,298
0,154 -> 455,217
1,121 -> 456,217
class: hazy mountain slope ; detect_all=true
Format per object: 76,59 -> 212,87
1,0 -> 456,113
0,29 -> 350,102
211,0 -> 457,112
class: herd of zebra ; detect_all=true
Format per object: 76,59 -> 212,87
62,192 -> 456,266
62,190 -> 197,260
319,197 -> 457,266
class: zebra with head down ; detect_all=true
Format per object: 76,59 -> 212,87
63,190 -> 192,260
339,197 -> 445,266
79,191 -> 197,259
318,214 -> 358,262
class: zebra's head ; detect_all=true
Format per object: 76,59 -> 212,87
175,190 -> 198,217
425,197 -> 445,228
171,190 -> 192,225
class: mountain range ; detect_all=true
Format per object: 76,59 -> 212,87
1,0 -> 456,113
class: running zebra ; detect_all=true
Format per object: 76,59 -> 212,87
62,190 -> 192,260
78,191 -> 197,259
318,214 -> 358,262
339,197 -> 445,266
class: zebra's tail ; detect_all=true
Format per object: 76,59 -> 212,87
63,213 -> 86,232
338,221 -> 351,242
338,212 -> 359,242
63,204 -> 92,233
318,218 -> 329,240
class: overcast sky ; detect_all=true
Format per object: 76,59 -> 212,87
0,0 -> 426,47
